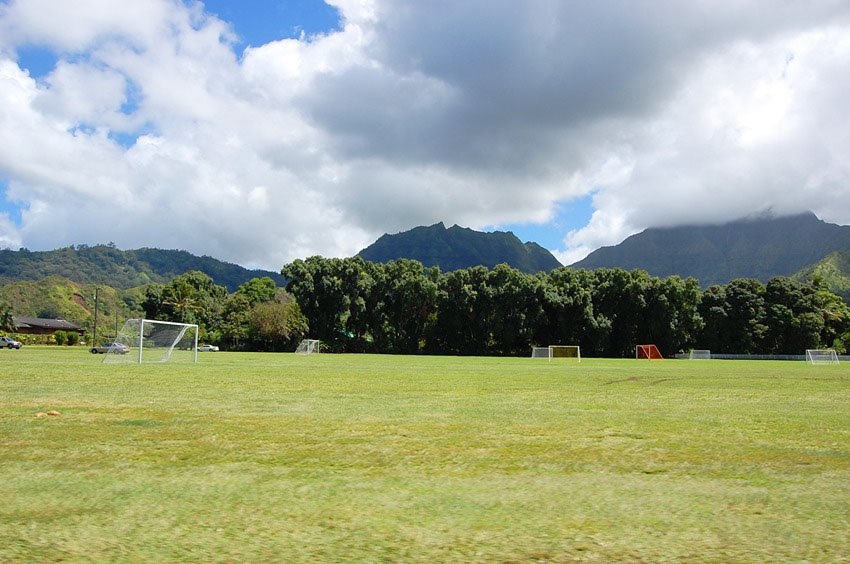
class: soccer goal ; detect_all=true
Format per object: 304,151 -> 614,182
531,345 -> 581,362
689,349 -> 711,360
104,319 -> 198,364
806,349 -> 839,365
636,344 -> 663,360
295,339 -> 320,355
531,346 -> 552,360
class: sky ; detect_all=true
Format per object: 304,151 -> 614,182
1,1 -> 850,270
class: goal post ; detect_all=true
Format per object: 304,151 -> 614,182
531,346 -> 552,361
806,349 -> 839,365
295,339 -> 320,355
636,344 -> 663,360
104,319 -> 199,364
689,349 -> 711,360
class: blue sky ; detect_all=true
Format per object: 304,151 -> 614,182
202,0 -> 340,48
494,196 -> 595,250
1,1 -> 849,268
0,179 -> 20,227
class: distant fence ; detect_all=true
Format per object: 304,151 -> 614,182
674,353 -> 850,361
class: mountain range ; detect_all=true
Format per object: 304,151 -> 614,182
569,212 -> 850,287
0,245 -> 285,292
5,211 -> 850,305
357,222 -> 562,274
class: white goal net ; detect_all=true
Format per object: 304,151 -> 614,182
806,349 -> 839,365
295,339 -> 320,355
531,346 -> 552,360
104,319 -> 198,364
689,349 -> 711,360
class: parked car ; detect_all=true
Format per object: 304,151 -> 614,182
197,344 -> 219,352
90,342 -> 130,354
0,336 -> 22,349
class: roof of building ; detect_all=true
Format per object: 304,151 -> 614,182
13,316 -> 83,331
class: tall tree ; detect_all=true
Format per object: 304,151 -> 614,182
368,259 -> 439,354
235,276 -> 277,305
246,297 -> 308,352
486,264 -> 544,355
427,266 -> 492,355
283,257 -> 373,351
537,268 -> 607,355
143,271 -> 227,332
698,278 -> 767,354
0,299 -> 15,332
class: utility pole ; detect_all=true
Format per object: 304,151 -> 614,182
93,287 -> 99,346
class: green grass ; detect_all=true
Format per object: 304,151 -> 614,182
2,347 -> 849,561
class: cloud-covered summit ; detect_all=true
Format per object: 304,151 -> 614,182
1,0 -> 849,269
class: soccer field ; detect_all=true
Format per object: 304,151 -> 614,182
2,348 -> 849,561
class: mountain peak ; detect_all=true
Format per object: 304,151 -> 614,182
570,212 -> 850,287
357,224 -> 561,273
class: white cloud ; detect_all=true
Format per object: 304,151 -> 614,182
563,26 -> 850,261
1,0 -> 850,270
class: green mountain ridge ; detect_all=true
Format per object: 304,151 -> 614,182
570,212 -> 850,287
0,275 -> 143,334
357,222 -> 562,273
791,251 -> 850,301
0,245 -> 285,292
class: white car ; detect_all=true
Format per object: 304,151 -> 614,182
0,336 -> 22,349
197,344 -> 219,352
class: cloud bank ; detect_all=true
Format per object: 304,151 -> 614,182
1,0 -> 849,269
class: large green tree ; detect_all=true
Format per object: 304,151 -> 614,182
246,296 -> 308,352
536,268 -> 605,354
427,266 -> 492,355
283,257 -> 373,351
141,271 -> 227,334
368,260 -> 439,354
485,264 -> 544,355
1,299 -> 15,332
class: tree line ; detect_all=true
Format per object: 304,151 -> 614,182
90,257 -> 850,356
140,271 -> 306,352
281,257 -> 850,357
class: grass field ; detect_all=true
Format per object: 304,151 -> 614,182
2,347 -> 849,561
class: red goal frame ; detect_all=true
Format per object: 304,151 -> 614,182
636,344 -> 663,360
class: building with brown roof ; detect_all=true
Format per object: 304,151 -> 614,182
13,317 -> 85,335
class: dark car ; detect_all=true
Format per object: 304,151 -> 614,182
0,336 -> 22,349
90,342 -> 130,354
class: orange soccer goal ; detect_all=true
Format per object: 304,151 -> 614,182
636,344 -> 663,360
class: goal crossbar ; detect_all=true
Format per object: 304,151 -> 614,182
636,344 -> 663,360
806,349 -> 839,365
689,349 -> 711,360
295,339 -> 320,355
105,319 -> 199,364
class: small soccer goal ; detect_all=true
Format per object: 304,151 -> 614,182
531,345 -> 580,362
104,319 -> 198,364
689,349 -> 711,360
531,346 -> 552,360
636,344 -> 663,360
295,339 -> 320,355
806,349 -> 839,365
